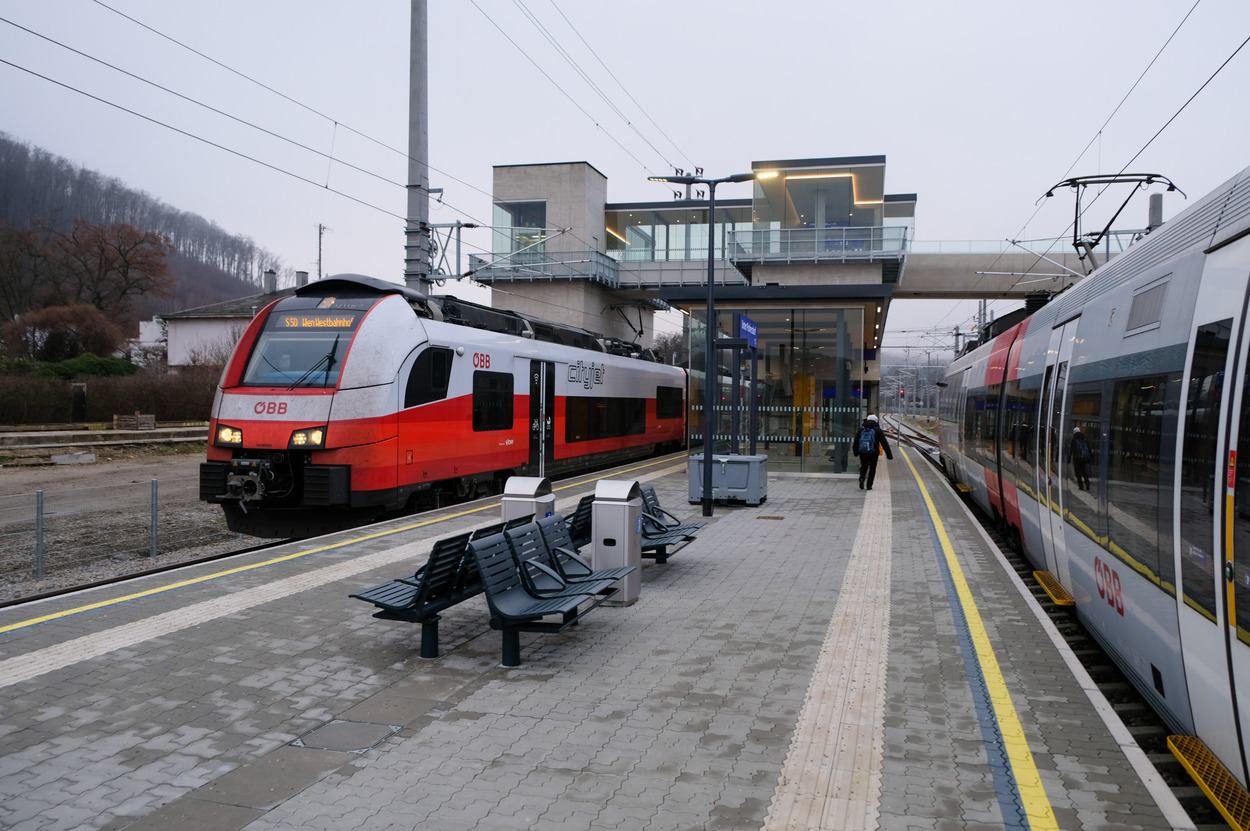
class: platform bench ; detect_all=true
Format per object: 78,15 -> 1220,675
468,531 -> 618,667
504,522 -> 628,598
641,484 -> 707,537
349,530 -> 477,659
535,514 -> 637,585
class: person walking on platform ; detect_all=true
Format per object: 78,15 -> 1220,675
855,414 -> 893,491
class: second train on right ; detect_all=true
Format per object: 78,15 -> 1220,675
939,163 -> 1250,794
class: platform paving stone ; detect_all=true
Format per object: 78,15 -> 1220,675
0,460 -> 1192,829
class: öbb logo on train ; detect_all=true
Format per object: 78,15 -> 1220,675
1094,556 -> 1124,616
472,352 -> 490,368
253,401 -> 288,415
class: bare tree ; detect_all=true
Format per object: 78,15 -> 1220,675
652,330 -> 687,366
47,219 -> 173,323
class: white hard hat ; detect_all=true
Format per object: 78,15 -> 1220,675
866,414 -> 878,422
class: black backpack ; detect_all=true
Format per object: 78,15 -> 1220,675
1074,435 -> 1090,461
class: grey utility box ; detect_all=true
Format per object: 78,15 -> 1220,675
688,454 -> 769,506
501,476 -> 555,522
591,479 -> 642,605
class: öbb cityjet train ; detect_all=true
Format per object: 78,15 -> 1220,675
938,164 -> 1250,801
200,274 -> 687,538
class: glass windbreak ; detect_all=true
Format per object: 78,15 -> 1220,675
492,200 -> 547,258
606,205 -> 752,262
689,306 -> 866,472
241,311 -> 362,388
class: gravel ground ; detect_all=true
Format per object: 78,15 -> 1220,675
0,444 -> 244,604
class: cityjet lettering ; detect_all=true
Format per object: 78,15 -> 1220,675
568,361 -> 605,390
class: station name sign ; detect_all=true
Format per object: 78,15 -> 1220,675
736,314 -> 757,348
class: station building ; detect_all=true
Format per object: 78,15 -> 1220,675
458,154 -> 916,474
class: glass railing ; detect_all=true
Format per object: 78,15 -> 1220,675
467,249 -> 620,286
726,226 -> 908,262
909,230 -> 1145,256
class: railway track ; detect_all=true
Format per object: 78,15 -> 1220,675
887,417 -> 1229,829
0,453 -> 690,611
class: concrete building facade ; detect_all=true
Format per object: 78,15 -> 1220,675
464,154 -> 918,473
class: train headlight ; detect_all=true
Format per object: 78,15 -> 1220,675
216,425 -> 244,446
289,427 -> 326,448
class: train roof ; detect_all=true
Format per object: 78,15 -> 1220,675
297,273 -> 661,361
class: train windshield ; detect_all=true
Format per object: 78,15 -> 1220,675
240,308 -> 364,388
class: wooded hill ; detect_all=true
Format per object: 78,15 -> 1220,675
0,132 -> 284,322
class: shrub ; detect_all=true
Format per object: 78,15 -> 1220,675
0,365 -> 219,425
34,354 -> 138,380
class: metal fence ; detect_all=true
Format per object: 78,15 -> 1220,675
0,476 -> 239,587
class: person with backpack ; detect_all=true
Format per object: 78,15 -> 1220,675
855,414 -> 893,491
1070,426 -> 1092,491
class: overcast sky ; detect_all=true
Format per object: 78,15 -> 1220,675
2,0 -> 1248,356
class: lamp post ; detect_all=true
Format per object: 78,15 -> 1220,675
649,171 -> 756,516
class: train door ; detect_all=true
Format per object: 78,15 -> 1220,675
1037,320 -> 1078,583
1180,244 -> 1250,782
529,360 -> 555,477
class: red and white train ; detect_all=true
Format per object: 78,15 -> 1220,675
939,164 -> 1250,801
199,274 -> 687,538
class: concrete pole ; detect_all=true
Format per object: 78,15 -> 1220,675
404,0 -> 431,287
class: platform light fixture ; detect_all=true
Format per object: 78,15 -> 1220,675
647,170 -> 757,517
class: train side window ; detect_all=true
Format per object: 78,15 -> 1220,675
1179,320 -> 1232,621
565,397 -> 646,442
1003,378 -> 1039,490
1106,373 -> 1176,591
472,370 -> 514,431
656,386 -> 684,420
404,347 -> 453,408
1065,388 -> 1104,544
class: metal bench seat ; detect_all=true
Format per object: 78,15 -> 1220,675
468,532 -> 618,667
349,530 -> 475,658
535,514 -> 636,584
503,522 -> 621,599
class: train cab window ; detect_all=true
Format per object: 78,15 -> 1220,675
240,309 -> 363,388
1180,319 -> 1232,621
656,386 -> 684,420
472,370 -> 514,431
404,347 -> 453,408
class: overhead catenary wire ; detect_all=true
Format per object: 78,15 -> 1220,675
511,0 -> 684,174
925,1 -> 1232,334
544,0 -> 696,174
467,0 -> 657,177
87,0 -> 497,219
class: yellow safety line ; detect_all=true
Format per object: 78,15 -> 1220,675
1,456 -> 683,635
900,448 -> 1059,830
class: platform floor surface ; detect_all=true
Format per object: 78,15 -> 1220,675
0,451 -> 1190,830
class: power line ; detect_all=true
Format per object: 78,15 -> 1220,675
926,2 -> 1213,332
512,0 -> 682,173
0,56 -> 408,222
467,0 -> 657,176
545,0 -> 695,173
89,0 -> 496,221
0,15 -> 405,193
